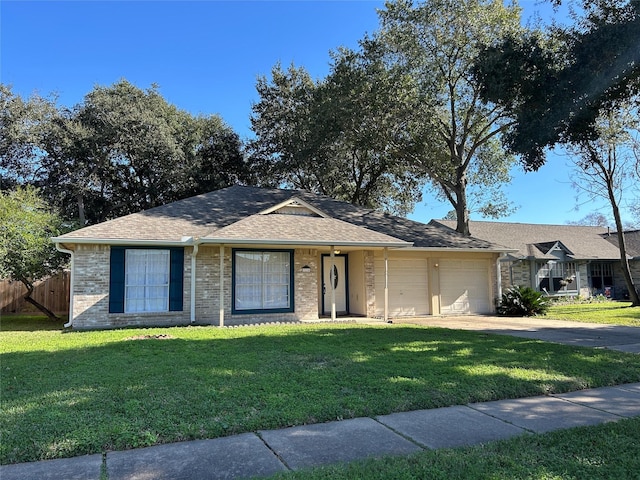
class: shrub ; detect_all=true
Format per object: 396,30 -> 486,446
498,285 -> 550,317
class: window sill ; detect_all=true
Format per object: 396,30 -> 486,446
232,308 -> 294,315
112,311 -> 182,316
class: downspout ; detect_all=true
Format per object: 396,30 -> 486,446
190,241 -> 200,324
55,244 -> 74,328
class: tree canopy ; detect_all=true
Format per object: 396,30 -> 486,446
1,80 -> 250,225
474,0 -> 640,169
473,0 -> 640,304
249,0 -> 523,231
249,42 -> 424,216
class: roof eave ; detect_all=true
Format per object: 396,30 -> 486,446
406,246 -> 518,253
200,238 -> 412,248
51,237 -> 193,247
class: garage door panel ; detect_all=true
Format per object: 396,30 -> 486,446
374,258 -> 429,317
440,260 -> 491,315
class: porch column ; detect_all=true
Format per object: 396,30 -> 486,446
384,247 -> 389,322
496,254 -> 503,300
219,244 -> 225,327
330,246 -> 336,321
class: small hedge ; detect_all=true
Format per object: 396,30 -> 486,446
498,285 -> 550,317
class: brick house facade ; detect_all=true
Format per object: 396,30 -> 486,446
54,186 -> 508,330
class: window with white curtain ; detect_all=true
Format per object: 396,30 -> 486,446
125,249 -> 170,313
234,250 -> 292,312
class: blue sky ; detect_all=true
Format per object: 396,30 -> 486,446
1,0 -> 631,226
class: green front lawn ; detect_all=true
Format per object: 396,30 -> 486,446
266,417 -> 640,480
2,318 -> 640,464
546,301 -> 640,327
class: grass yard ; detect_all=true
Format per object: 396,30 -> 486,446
265,417 -> 640,480
546,301 -> 640,327
2,316 -> 640,465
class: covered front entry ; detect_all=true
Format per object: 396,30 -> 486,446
439,259 -> 491,314
322,254 -> 348,315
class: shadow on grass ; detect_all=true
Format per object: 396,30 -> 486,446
0,315 -> 67,332
2,325 -> 640,464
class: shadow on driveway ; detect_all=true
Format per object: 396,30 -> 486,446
393,316 -> 640,354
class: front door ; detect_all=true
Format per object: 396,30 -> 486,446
322,255 -> 347,315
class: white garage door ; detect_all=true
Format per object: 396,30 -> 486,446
440,259 -> 491,314
374,258 -> 429,317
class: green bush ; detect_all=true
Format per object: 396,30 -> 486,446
498,285 -> 550,316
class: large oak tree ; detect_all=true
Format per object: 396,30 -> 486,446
474,0 -> 640,304
377,0 -> 523,234
1,80 -> 250,225
249,41 -> 424,216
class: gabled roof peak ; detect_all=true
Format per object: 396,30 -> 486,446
532,240 -> 574,256
259,196 -> 329,218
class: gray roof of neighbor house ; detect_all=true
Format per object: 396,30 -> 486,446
603,230 -> 640,258
432,219 -> 624,260
54,185 -> 507,251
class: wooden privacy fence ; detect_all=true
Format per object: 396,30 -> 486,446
0,271 -> 70,314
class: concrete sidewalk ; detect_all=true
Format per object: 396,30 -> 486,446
2,383 -> 639,480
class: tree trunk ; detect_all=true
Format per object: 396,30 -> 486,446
605,163 -> 640,306
21,280 -> 59,320
454,168 -> 471,236
77,193 -> 86,226
611,215 -> 640,306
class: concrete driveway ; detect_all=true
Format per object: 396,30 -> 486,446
392,316 -> 640,354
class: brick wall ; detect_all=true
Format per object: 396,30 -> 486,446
293,249 -> 319,321
71,244 -> 190,329
504,260 -> 531,289
69,245 -> 325,329
193,247 -> 320,326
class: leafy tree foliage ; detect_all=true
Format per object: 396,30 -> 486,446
474,0 -> 640,168
567,107 -> 640,304
1,80 -> 250,225
250,0 -> 523,227
0,187 -> 67,319
474,0 -> 640,305
249,42 -> 424,216
377,0 -> 522,234
0,85 -> 59,189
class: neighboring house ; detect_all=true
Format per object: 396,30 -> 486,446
604,229 -> 640,297
52,186 -> 510,329
604,229 -> 640,258
432,220 -> 638,300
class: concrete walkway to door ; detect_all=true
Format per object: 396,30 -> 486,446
391,316 -> 640,354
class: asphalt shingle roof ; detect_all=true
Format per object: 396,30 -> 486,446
56,185 -> 506,251
604,230 -> 640,258
432,219 -> 623,260
206,214 -> 410,246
